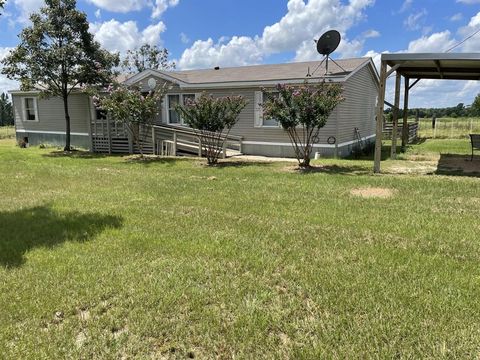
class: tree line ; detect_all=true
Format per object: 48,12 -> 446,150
0,93 -> 14,126
385,94 -> 480,119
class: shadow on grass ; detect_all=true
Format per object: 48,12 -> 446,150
0,206 -> 123,268
124,155 -> 276,168
287,164 -> 370,175
123,156 -> 197,167
210,160 -> 273,168
409,137 -> 427,145
43,150 -> 116,159
435,154 -> 480,177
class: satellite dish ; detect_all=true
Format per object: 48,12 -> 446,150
309,29 -> 346,77
316,30 -> 341,56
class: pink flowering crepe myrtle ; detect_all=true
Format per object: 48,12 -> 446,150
95,82 -> 169,156
262,81 -> 344,167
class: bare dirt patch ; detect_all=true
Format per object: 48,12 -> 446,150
437,156 -> 480,174
387,161 -> 437,175
350,187 -> 395,199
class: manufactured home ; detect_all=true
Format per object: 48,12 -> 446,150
11,57 -> 379,158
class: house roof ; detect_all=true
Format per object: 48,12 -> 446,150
167,58 -> 370,83
125,57 -> 376,89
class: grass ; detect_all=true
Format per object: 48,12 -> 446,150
417,116 -> 480,139
1,138 -> 480,358
0,126 -> 15,140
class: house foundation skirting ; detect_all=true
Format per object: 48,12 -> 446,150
241,135 -> 375,158
16,131 -> 91,149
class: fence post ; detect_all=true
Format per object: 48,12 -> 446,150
106,116 -> 112,154
151,126 -> 156,155
127,127 -> 133,154
198,137 -> 202,157
173,130 -> 177,156
222,138 -> 227,159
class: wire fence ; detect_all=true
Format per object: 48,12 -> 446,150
417,117 -> 480,139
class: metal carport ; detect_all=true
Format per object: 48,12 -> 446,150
373,53 -> 480,173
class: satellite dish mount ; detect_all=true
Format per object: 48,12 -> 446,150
312,30 -> 346,76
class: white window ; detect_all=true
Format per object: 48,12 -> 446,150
254,91 -> 281,128
261,91 -> 280,127
23,97 -> 38,121
167,94 -> 196,125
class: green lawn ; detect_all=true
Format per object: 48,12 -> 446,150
417,116 -> 480,139
1,138 -> 480,358
0,126 -> 15,140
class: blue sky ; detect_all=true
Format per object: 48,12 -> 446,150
1,0 -> 480,107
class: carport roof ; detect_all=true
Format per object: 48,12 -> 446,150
382,53 -> 480,80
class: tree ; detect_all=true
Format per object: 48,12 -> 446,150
262,82 -> 344,167
122,44 -> 175,73
0,93 -> 14,126
175,94 -> 248,165
1,0 -> 119,151
471,94 -> 480,116
95,83 -> 168,156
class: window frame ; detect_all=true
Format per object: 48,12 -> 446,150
23,97 -> 39,122
167,93 -> 196,125
260,91 -> 281,128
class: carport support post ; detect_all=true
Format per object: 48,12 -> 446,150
390,72 -> 401,159
401,77 -> 410,151
374,60 -> 387,173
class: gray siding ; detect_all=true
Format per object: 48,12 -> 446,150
138,63 -> 378,148
13,93 -> 91,134
335,65 -> 378,144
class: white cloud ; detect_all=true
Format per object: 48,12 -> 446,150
260,0 -> 373,54
10,0 -> 44,23
407,31 -> 457,52
404,9 -> 427,30
90,20 -> 166,54
180,32 -> 190,44
0,48 -> 19,95
363,10 -> 480,108
141,22 -> 166,45
454,11 -> 480,51
85,0 -> 178,18
86,0 -> 145,13
178,0 -> 375,69
466,11 -> 480,28
364,50 -> 382,70
179,36 -> 264,69
407,79 -> 480,108
456,0 -> 480,3
399,0 -> 413,13
450,13 -> 463,21
363,29 -> 380,38
94,9 -> 101,19
151,0 -> 179,19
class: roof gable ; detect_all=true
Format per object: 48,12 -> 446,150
124,69 -> 188,87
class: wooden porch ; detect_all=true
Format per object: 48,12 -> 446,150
90,117 -> 243,157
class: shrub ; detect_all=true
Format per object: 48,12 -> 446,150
262,82 -> 344,167
95,83 -> 168,156
175,93 -> 248,165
